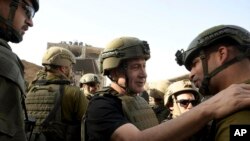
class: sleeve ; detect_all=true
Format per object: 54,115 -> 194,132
74,89 -> 89,121
215,110 -> 250,141
0,77 -> 26,140
62,86 -> 89,122
86,95 -> 129,141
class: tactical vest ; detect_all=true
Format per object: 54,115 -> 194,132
26,84 -> 60,133
119,95 -> 159,130
100,87 -> 159,130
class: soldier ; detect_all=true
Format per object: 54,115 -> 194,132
25,47 -> 88,141
164,79 -> 200,120
148,80 -> 170,123
175,25 -> 250,141
79,73 -> 101,100
84,36 -> 250,141
164,79 -> 208,141
0,0 -> 39,140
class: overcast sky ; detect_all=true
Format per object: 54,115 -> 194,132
11,0 -> 250,82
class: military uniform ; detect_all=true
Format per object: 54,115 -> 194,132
175,25 -> 250,141
0,0 -> 39,140
210,111 -> 250,141
26,73 -> 88,141
210,81 -> 250,141
0,39 -> 26,140
26,46 -> 88,141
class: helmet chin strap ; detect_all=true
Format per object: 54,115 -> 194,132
0,0 -> 22,43
123,64 -> 138,95
199,48 -> 250,95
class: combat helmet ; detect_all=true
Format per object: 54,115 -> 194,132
100,37 -> 150,75
175,25 -> 250,70
164,79 -> 200,106
80,73 -> 100,84
42,47 -> 76,67
175,25 -> 250,95
0,0 -> 39,43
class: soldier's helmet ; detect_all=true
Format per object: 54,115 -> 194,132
32,0 -> 39,12
80,73 -> 100,84
0,0 -> 39,43
149,80 -> 170,99
175,25 -> 250,70
164,79 -> 200,106
42,47 -> 76,67
100,36 -> 150,75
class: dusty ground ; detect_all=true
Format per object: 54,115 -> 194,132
22,60 -> 42,83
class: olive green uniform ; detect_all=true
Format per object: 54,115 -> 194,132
0,39 -> 27,140
213,110 -> 250,141
212,81 -> 250,141
43,74 -> 89,123
26,73 -> 88,140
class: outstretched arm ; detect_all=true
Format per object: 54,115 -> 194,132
111,83 -> 250,141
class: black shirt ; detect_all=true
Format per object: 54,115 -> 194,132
85,93 -> 129,141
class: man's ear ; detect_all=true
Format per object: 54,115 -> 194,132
110,69 -> 120,81
58,66 -> 65,73
217,46 -> 229,64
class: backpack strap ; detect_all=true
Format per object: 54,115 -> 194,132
41,84 -> 65,128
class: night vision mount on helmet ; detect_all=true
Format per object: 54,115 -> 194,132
175,25 -> 250,95
175,25 -> 250,70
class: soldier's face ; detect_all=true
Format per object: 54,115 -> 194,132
0,0 -> 34,39
126,58 -> 147,93
83,83 -> 100,94
174,93 -> 196,115
189,57 -> 203,88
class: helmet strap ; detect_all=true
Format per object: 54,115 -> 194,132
199,51 -> 211,95
0,0 -> 22,42
199,48 -> 250,95
122,63 -> 137,95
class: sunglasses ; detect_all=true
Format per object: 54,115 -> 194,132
87,83 -> 98,87
176,99 -> 198,107
17,1 -> 35,19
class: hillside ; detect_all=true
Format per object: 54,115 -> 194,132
21,60 -> 42,83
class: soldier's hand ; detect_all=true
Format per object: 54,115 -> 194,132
203,83 -> 250,119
